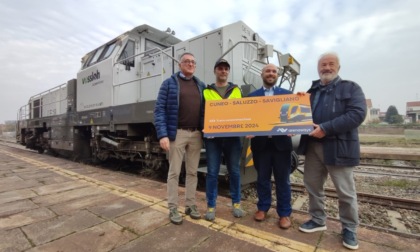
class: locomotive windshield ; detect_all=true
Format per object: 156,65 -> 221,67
82,40 -> 119,69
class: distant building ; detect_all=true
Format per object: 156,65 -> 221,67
1,120 -> 16,134
363,99 -> 380,124
4,120 -> 16,125
403,115 -> 412,124
406,101 -> 420,123
378,111 -> 387,122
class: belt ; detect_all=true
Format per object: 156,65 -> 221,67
178,127 -> 199,132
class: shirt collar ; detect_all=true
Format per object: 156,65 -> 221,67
263,86 -> 273,92
263,86 -> 274,96
179,72 -> 192,80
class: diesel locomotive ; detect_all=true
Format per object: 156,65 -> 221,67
16,21 -> 301,185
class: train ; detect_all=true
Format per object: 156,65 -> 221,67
279,103 -> 312,123
16,21 -> 301,186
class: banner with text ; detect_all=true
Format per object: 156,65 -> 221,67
203,94 -> 313,137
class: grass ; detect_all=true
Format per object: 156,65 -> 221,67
359,134 -> 420,148
375,179 -> 419,189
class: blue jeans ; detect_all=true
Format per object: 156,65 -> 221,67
204,137 -> 242,208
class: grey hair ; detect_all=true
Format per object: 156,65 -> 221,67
318,52 -> 340,65
179,52 -> 194,61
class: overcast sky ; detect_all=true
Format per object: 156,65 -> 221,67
0,0 -> 419,123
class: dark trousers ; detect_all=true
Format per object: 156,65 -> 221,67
253,140 -> 292,217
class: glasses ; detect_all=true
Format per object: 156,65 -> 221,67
181,60 -> 196,65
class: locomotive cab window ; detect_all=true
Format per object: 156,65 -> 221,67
102,41 -> 118,60
87,46 -> 105,67
82,53 -> 93,68
118,40 -> 135,68
82,41 -> 119,69
145,39 -> 166,54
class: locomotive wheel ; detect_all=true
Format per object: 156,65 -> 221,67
92,151 -> 109,164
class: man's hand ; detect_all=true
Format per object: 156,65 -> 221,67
159,137 -> 170,151
309,124 -> 326,138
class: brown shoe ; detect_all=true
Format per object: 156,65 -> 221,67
279,216 -> 291,229
254,210 -> 266,221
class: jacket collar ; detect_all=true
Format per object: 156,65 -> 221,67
309,76 -> 341,93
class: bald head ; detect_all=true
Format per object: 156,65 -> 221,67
261,64 -> 279,87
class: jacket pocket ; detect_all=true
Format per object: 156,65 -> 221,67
336,136 -> 359,159
333,93 -> 351,114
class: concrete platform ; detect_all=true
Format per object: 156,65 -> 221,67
0,144 -> 418,252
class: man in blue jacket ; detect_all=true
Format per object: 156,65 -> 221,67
297,52 -> 366,250
154,52 -> 205,225
247,64 -> 294,229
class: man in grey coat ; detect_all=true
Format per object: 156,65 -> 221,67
297,52 -> 367,250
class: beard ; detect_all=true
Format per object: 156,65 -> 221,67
263,76 -> 278,87
319,72 -> 337,84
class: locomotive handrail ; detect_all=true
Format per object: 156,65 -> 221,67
217,41 -> 267,88
218,41 -> 260,61
273,49 -> 300,93
20,83 -> 69,120
114,46 -> 179,66
218,41 -> 300,93
112,47 -> 179,89
28,82 -> 67,101
242,58 -> 268,86
17,104 -> 30,120
114,74 -> 162,88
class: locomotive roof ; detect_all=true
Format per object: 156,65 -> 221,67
81,24 -> 182,62
128,24 -> 182,45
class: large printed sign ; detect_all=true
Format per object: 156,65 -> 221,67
203,94 -> 313,137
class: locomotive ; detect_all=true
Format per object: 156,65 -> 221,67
16,21 -> 301,185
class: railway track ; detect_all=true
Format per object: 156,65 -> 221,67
356,162 -> 420,179
359,162 -> 420,170
354,169 -> 420,179
291,183 -> 420,211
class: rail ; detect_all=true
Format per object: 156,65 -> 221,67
291,183 -> 420,211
